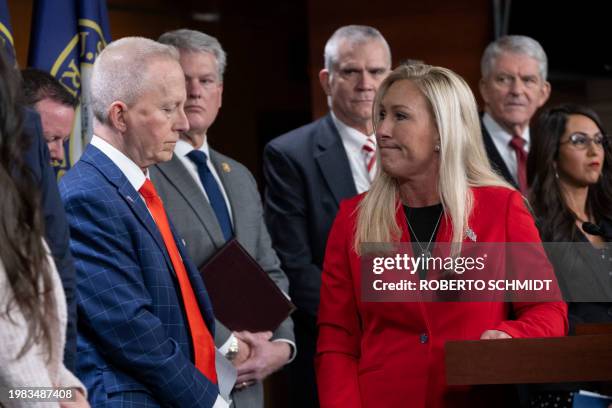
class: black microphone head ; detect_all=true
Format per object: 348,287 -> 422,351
582,222 -> 602,236
597,221 -> 612,240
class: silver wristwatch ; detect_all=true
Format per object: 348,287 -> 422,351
226,336 -> 239,361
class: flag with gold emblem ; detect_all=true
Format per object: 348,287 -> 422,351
29,0 -> 111,179
0,0 -> 16,64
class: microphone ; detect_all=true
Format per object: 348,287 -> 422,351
582,222 -> 612,240
582,222 -> 603,236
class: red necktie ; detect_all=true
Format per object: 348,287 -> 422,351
509,133 -> 528,194
362,139 -> 376,181
139,179 -> 217,383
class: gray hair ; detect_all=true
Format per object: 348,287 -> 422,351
90,36 -> 179,124
158,29 -> 227,81
481,35 -> 548,80
324,25 -> 391,71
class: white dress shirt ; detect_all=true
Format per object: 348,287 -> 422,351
331,112 -> 377,194
90,136 -> 149,190
482,113 -> 530,184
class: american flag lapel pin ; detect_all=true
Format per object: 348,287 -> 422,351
465,227 -> 477,242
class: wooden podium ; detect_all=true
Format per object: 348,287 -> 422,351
445,324 -> 612,385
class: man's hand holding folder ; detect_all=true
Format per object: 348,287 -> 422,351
198,239 -> 296,334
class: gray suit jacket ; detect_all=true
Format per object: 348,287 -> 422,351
151,148 -> 294,408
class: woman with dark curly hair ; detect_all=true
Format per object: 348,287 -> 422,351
527,103 -> 612,407
0,51 -> 88,407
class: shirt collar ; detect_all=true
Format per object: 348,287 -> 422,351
483,112 -> 530,148
175,137 -> 211,158
330,111 -> 376,150
90,135 -> 149,191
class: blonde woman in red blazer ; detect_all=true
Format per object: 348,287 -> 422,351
315,64 -> 568,408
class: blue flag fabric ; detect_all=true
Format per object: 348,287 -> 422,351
29,0 -> 111,179
0,0 -> 16,64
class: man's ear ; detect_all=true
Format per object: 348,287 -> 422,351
537,80 -> 551,108
319,69 -> 331,96
218,83 -> 224,108
108,101 -> 129,132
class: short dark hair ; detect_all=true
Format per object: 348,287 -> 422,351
21,68 -> 78,108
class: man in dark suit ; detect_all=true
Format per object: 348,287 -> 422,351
59,37 -> 233,407
263,25 -> 391,407
22,108 -> 77,372
478,35 -> 551,192
151,29 -> 295,408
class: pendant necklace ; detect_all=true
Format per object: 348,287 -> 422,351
406,208 -> 443,258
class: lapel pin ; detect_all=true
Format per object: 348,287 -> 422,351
221,162 -> 231,173
126,196 -> 135,203
465,227 -> 477,242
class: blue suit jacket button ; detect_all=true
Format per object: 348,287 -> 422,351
420,333 -> 429,344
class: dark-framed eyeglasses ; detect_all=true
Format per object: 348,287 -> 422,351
560,133 -> 609,150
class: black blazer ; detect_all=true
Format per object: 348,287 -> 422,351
21,109 -> 77,371
263,114 -> 357,318
543,220 -> 612,332
481,119 -> 519,189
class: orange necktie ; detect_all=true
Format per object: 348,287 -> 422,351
139,179 -> 217,383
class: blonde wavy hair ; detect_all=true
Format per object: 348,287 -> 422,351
354,64 -> 512,253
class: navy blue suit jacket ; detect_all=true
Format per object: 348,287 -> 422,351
59,145 -> 218,407
22,108 -> 77,372
263,114 -> 357,318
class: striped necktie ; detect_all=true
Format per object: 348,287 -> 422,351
362,138 -> 376,181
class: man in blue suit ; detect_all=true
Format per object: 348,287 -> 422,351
59,37 -> 231,407
263,25 -> 391,408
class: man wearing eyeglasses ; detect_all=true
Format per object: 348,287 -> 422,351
479,35 -> 551,193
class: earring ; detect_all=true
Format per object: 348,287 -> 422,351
434,145 -> 440,152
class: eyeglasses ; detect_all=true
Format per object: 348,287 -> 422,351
560,133 -> 609,150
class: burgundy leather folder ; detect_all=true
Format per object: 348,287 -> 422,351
199,239 -> 295,332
